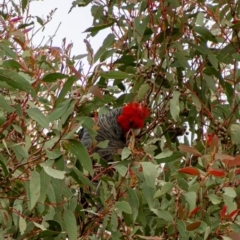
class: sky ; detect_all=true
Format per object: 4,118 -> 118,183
29,0 -> 108,60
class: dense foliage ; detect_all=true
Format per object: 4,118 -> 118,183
1,0 -> 240,239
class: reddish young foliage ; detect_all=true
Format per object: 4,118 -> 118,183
228,209 -> 240,219
189,206 -> 200,217
206,133 -> 215,146
208,168 -> 225,177
178,167 -> 200,176
220,205 -> 227,219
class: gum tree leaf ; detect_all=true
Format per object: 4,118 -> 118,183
141,162 -> 157,189
137,83 -> 150,101
115,201 -> 132,214
42,73 -> 67,82
0,69 -> 35,97
128,188 -> 139,221
100,71 -> 132,79
55,76 -> 77,106
19,216 -> 27,235
67,139 -> 93,176
29,171 -> 40,210
170,91 -> 180,121
63,209 -> 77,240
43,167 -> 66,179
27,108 -> 49,129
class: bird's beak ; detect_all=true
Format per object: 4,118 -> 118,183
132,128 -> 141,136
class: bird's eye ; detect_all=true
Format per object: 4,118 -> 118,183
129,120 -> 134,127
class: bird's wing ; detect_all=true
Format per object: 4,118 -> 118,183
79,128 -> 92,149
96,139 -> 126,160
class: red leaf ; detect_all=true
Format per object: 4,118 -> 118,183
228,209 -> 239,219
220,205 -> 227,219
209,135 -> 219,152
22,27 -> 33,33
206,133 -> 214,146
208,168 -> 225,177
189,206 -> 200,217
229,232 -> 240,240
178,167 -> 200,176
235,169 -> 240,176
88,85 -> 103,99
215,153 -> 234,161
186,221 -> 201,231
10,17 -> 23,23
178,145 -> 202,156
223,155 -> 240,168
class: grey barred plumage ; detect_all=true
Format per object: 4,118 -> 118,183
80,104 -> 149,161
80,107 -> 125,161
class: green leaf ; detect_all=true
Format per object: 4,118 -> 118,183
29,171 -> 40,210
43,166 -> 66,179
196,12 -> 204,26
204,226 -> 211,240
114,164 -> 128,176
121,147 -> 131,160
173,52 -> 189,68
0,112 -> 8,127
115,201 -> 132,214
39,169 -> 51,202
12,145 -> 28,160
97,140 -> 109,148
55,76 -> 77,106
177,220 -> 188,239
183,192 -> 197,211
70,167 -> 94,188
66,139 -> 93,175
0,69 -> 35,97
0,40 -> 17,59
0,95 -> 15,113
46,150 -> 62,159
208,53 -> 219,70
133,16 -> 150,44
191,93 -> 202,112
177,178 -> 189,191
170,91 -> 180,121
208,194 -> 221,204
48,99 -> 71,122
33,221 -> 46,230
27,108 -> 49,129
155,150 -> 173,159
141,183 -> 156,209
114,55 -> 135,65
22,0 -> 28,12
84,22 -> 114,33
155,150 -> 183,163
194,26 -> 218,43
36,16 -> 44,26
154,182 -> 174,198
151,209 -> 174,222
63,209 -> 77,240
0,157 -> 9,177
19,216 -> 27,235
1,60 -> 21,69
42,73 -> 67,82
94,33 -> 115,63
223,195 -> 237,213
230,124 -> 240,145
100,71 -> 132,79
223,187 -> 237,198
137,83 -> 150,101
128,188 -> 139,221
141,162 -> 157,189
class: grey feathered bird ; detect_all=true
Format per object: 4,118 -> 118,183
79,103 -> 149,161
